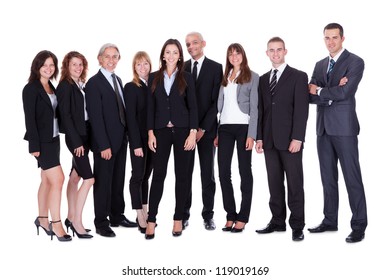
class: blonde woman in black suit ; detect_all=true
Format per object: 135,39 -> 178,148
215,43 -> 259,233
22,50 -> 71,241
57,51 -> 94,239
123,51 -> 153,233
146,39 -> 198,239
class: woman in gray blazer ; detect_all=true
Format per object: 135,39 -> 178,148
214,43 -> 259,233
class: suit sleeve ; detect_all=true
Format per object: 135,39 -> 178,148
22,84 -> 40,153
185,73 -> 199,129
57,81 -> 83,149
292,72 -> 309,141
256,75 -> 263,141
124,83 -> 142,150
199,63 -> 223,132
247,72 -> 259,140
85,78 -> 111,152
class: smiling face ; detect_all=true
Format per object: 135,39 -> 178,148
39,57 -> 56,81
324,28 -> 344,57
228,49 -> 243,70
135,57 -> 151,81
266,41 -> 287,68
69,57 -> 84,81
185,33 -> 205,60
163,44 -> 180,69
98,47 -> 120,72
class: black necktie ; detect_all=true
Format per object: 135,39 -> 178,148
327,58 -> 335,80
192,61 -> 198,83
270,69 -> 278,95
111,73 -> 126,126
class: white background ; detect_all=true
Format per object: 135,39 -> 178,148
1,0 -> 389,279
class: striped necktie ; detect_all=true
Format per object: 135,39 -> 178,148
270,69 -> 278,95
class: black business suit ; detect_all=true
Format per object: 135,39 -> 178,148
123,80 -> 152,209
57,79 -> 93,179
146,71 -> 198,223
184,57 -> 223,221
310,49 -> 367,232
22,80 -> 61,170
257,65 -> 309,230
85,69 -> 128,229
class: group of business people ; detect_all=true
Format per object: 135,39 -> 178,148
22,23 -> 367,243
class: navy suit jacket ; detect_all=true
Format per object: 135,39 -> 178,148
22,80 -> 57,153
309,49 -> 364,136
257,65 -> 309,150
56,79 -> 87,150
147,71 -> 198,130
85,70 -> 127,153
185,57 -> 223,138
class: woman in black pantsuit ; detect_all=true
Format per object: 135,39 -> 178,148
57,51 -> 94,239
145,39 -> 198,239
123,51 -> 153,233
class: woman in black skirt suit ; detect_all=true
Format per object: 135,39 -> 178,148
57,51 -> 94,238
22,50 -> 71,241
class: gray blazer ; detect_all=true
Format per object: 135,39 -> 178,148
217,70 -> 259,139
309,49 -> 364,136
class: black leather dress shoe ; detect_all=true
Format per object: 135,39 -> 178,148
204,219 -> 216,230
346,230 -> 365,243
308,223 -> 338,233
182,220 -> 189,229
292,229 -> 304,241
255,223 -> 286,234
96,227 -> 116,237
110,217 -> 137,228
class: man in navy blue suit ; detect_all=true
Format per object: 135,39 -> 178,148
85,43 -> 136,237
308,23 -> 367,243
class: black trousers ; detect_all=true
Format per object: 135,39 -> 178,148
129,134 -> 153,209
317,133 -> 367,231
217,124 -> 253,223
93,137 -> 128,229
147,127 -> 193,223
264,147 -> 305,230
184,133 -> 216,220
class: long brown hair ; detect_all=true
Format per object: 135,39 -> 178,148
59,51 -> 88,84
221,43 -> 251,86
28,50 -> 58,83
151,39 -> 187,94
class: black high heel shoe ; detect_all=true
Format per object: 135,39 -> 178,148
70,224 -> 93,239
49,220 -> 72,242
136,218 -> 147,234
222,221 -> 234,232
65,218 -> 91,233
172,221 -> 183,237
34,216 -> 52,235
145,222 -> 156,240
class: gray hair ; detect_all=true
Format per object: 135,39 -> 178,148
97,43 -> 120,57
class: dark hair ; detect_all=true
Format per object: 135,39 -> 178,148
221,43 -> 251,86
324,23 -> 344,37
151,39 -> 186,94
28,50 -> 58,82
60,51 -> 88,84
267,36 -> 285,49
